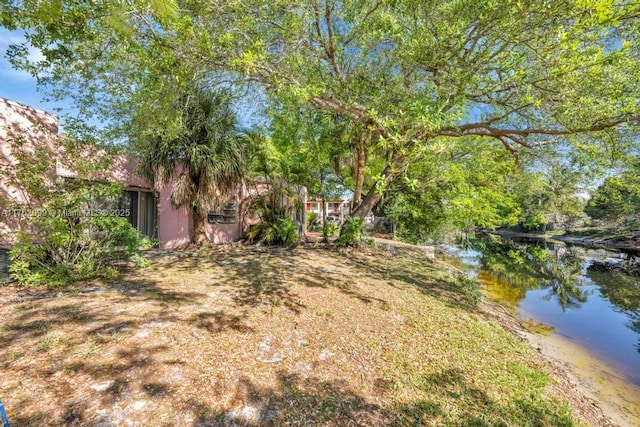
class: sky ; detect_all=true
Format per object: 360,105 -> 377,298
0,28 -> 67,115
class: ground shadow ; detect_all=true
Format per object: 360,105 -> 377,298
389,368 -> 574,427
1,244 -> 513,425
343,247 -> 480,309
190,370 -> 387,426
183,367 -> 574,426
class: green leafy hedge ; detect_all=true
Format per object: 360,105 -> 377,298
247,217 -> 299,248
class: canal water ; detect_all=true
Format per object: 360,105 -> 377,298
446,235 -> 640,425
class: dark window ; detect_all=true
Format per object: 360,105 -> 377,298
208,200 -> 237,224
139,191 -> 157,238
119,190 -> 157,239
0,248 -> 9,282
120,190 -> 139,229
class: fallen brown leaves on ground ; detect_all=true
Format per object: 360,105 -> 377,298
0,242 -> 612,426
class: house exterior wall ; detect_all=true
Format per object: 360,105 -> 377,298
56,151 -> 150,189
0,97 -> 161,247
157,185 -> 193,249
203,182 -> 245,245
2,98 -> 305,249
156,179 -> 246,248
158,180 -> 308,248
306,199 -> 350,220
0,97 -> 60,247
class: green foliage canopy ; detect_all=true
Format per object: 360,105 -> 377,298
4,0 -> 640,228
585,167 -> 640,223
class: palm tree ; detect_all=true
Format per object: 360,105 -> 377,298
137,87 -> 247,244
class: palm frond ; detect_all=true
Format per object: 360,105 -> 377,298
170,172 -> 195,209
135,84 -> 249,213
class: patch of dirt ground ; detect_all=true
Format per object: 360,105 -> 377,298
0,242 -> 616,426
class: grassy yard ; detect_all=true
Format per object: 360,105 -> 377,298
0,243 -> 606,426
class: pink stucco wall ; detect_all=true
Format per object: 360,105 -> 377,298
157,184 -> 193,249
0,98 -> 59,246
2,97 -> 306,249
204,222 -> 243,244
203,184 -> 244,245
0,97 -> 160,247
157,180 -> 308,248
157,181 -> 244,248
56,151 -> 150,189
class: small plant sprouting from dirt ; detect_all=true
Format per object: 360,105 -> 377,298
38,331 -> 68,352
271,295 -> 282,307
72,338 -> 97,359
93,330 -> 131,344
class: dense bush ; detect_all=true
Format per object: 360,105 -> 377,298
624,215 -> 640,231
2,136 -> 152,287
243,179 -> 303,248
338,216 -> 364,247
9,213 -> 152,287
521,211 -> 548,232
585,176 -> 640,223
307,211 -> 319,231
246,217 -> 299,247
386,191 -> 449,244
321,222 -> 339,241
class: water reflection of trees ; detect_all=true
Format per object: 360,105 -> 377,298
467,235 -> 588,311
465,235 -> 640,353
587,270 -> 640,353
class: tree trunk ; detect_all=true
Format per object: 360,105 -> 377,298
342,152 -> 407,236
301,186 -> 307,237
319,172 -> 331,242
352,132 -> 367,212
351,152 -> 407,219
352,187 -> 383,219
193,207 -> 207,245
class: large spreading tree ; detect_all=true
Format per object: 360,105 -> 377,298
182,0 -> 640,218
4,0 -> 640,223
